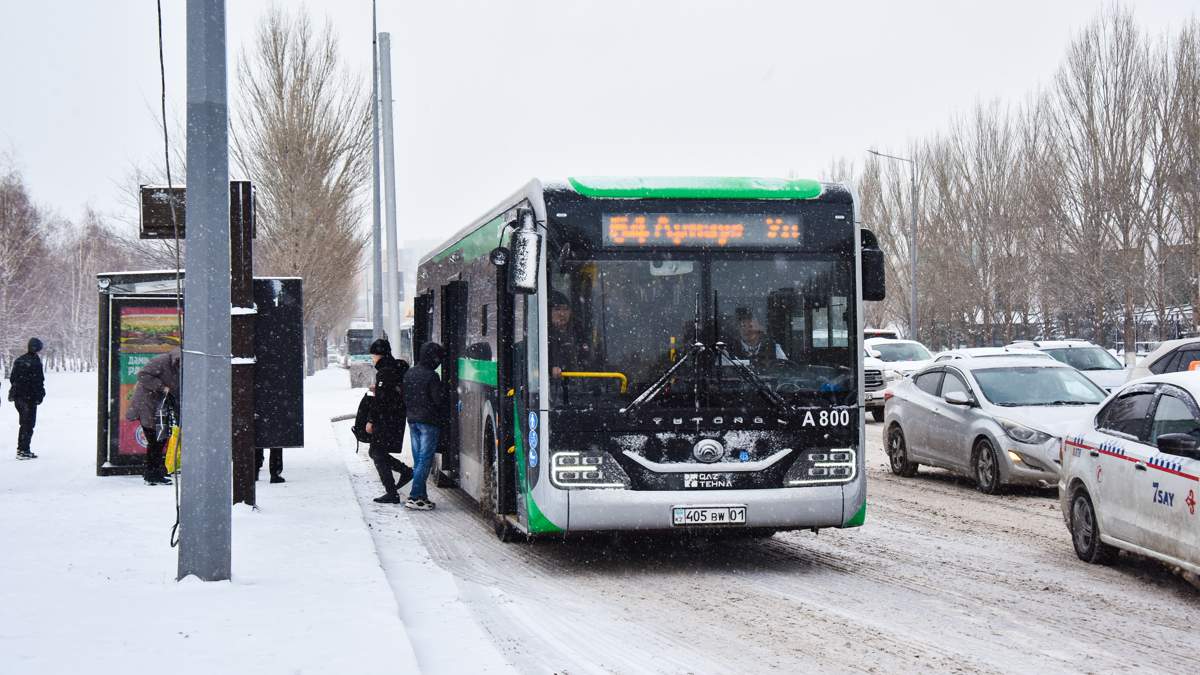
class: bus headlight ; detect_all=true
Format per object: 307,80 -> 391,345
551,451 -> 630,489
785,447 -> 857,486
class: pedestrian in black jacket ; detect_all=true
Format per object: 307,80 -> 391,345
8,338 -> 46,460
366,339 -> 413,503
403,341 -> 446,510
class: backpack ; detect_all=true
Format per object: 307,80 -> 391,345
350,392 -> 373,449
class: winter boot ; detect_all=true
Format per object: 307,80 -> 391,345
373,493 -> 401,504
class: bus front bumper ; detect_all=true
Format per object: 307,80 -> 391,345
564,484 -> 850,532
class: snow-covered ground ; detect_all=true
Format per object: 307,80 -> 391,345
0,369 -> 431,674
6,369 -> 1199,674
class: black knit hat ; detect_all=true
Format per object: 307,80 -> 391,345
368,338 -> 392,356
27,337 -> 43,353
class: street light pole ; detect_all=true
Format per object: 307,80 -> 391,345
868,149 -> 919,341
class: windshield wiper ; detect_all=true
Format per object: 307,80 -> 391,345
1045,400 -> 1091,406
712,341 -> 793,416
620,342 -> 706,416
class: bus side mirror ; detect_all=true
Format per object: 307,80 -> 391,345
508,210 -> 541,294
861,228 -> 885,302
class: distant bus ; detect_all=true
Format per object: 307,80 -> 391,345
345,321 -> 375,366
415,177 -> 886,540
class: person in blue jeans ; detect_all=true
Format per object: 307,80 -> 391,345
403,341 -> 446,510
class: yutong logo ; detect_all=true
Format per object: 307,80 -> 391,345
693,439 -> 724,463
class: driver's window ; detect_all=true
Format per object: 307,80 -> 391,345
941,372 -> 970,400
1150,393 -> 1200,444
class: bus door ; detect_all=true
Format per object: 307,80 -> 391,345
439,281 -> 468,477
413,290 -> 434,359
494,281 -> 522,516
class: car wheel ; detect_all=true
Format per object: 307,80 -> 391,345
886,426 -> 918,477
870,407 -> 885,423
973,438 -> 1002,495
1070,490 -> 1115,564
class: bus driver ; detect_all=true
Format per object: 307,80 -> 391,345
728,307 -> 787,365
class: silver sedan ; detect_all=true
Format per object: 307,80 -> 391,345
882,357 -> 1108,493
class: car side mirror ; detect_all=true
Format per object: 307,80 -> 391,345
1156,433 -> 1200,460
944,391 -> 974,407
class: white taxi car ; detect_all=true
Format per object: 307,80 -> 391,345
1059,372 -> 1200,575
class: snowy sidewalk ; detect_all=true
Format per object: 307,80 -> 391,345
0,370 -> 419,674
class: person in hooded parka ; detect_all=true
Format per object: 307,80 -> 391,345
8,337 -> 46,460
365,338 -> 413,503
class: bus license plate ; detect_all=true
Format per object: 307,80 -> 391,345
672,506 -> 747,527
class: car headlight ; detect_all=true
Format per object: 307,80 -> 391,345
997,419 -> 1052,445
551,451 -> 630,489
884,369 -> 904,383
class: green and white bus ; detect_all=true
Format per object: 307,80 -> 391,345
416,177 -> 885,539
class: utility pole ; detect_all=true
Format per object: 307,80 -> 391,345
867,148 -> 919,341
370,0 -> 384,339
379,33 -> 401,348
180,0 -> 231,581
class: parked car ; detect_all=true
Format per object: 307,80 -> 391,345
1125,338 -> 1200,382
865,337 -> 934,388
1008,340 -> 1128,392
884,357 -> 1107,493
1058,372 -> 1200,576
864,328 -> 901,340
864,353 -> 887,422
932,347 -> 1052,362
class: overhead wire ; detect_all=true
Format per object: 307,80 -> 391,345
157,0 -> 184,548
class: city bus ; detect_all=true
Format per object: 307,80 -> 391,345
415,177 -> 885,540
344,321 -> 375,366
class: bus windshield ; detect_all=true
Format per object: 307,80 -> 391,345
548,255 -> 856,411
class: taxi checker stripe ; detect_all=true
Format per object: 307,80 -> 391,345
1064,439 -> 1199,482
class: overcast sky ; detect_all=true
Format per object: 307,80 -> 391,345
1,0 -> 1197,249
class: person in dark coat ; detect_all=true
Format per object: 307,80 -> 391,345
366,339 -> 413,503
126,347 -> 180,485
403,341 -> 446,510
8,338 -> 46,460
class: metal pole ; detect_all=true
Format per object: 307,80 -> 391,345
909,161 -> 918,342
180,0 -> 231,581
370,0 -> 384,339
380,33 -> 401,348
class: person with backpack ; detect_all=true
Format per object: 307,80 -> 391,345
126,348 -> 180,485
366,339 -> 413,504
403,341 -> 446,511
8,338 -> 46,460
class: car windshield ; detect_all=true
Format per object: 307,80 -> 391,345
1042,346 -> 1123,371
972,366 -> 1108,406
547,255 -> 856,410
871,342 -> 931,362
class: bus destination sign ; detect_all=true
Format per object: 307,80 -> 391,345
604,213 -> 801,247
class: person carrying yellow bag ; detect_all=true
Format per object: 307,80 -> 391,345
127,348 -> 181,485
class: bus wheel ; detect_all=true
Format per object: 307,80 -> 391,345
973,438 -> 1003,495
480,425 -> 498,518
886,426 -> 918,477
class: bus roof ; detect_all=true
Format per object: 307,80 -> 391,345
420,176 -> 851,266
566,176 -> 825,200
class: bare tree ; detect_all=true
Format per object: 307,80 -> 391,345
0,165 -> 50,370
231,7 -> 372,367
1052,5 -> 1152,350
